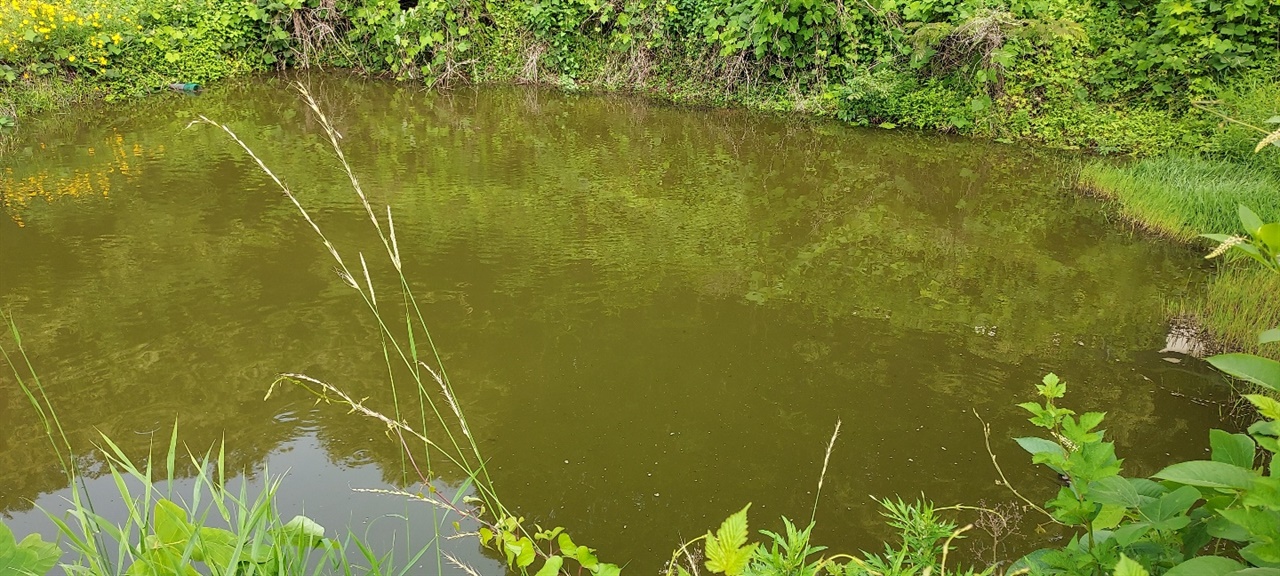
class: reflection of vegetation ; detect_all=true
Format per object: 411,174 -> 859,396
0,133 -> 152,226
0,78 -> 1230,571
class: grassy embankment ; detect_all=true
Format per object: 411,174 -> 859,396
1080,152 -> 1280,357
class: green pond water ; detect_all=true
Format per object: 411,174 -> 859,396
0,72 -> 1234,573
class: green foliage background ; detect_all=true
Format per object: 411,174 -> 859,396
2,0 -> 1278,160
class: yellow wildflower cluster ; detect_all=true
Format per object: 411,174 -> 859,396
0,133 -> 155,227
0,0 -> 136,69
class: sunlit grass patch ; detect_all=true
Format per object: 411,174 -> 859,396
1079,154 -> 1280,241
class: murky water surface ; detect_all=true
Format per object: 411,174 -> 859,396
1,73 -> 1230,573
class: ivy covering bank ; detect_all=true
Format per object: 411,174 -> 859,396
0,0 -> 1275,154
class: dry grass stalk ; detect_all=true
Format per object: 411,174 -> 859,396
443,552 -> 484,576
421,361 -> 472,441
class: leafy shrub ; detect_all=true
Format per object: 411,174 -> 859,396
344,0 -> 478,83
1010,370 -> 1280,575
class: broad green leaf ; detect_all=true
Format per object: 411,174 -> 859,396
0,523 -> 60,576
1243,476 -> 1280,509
1210,429 -> 1257,469
153,499 -> 194,548
1246,395 -> 1280,420
195,527 -> 237,568
1259,223 -> 1280,252
592,563 -> 622,576
1139,485 -> 1199,524
1240,205 -> 1265,236
1224,568 -> 1280,576
1093,504 -> 1127,530
1113,553 -> 1150,576
1207,354 -> 1280,392
1154,460 -> 1256,489
704,504 -> 755,576
1116,522 -> 1157,545
1068,440 -> 1122,484
575,544 -> 598,569
1091,476 -> 1148,508
516,538 -> 537,569
278,515 -> 325,549
1240,541 -> 1280,566
1014,437 -> 1065,458
534,555 -> 563,576
1260,329 -> 1280,345
1164,556 -> 1244,576
558,533 -> 578,557
1217,508 -> 1280,548
1129,478 -> 1168,498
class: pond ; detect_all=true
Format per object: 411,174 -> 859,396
0,72 -> 1231,574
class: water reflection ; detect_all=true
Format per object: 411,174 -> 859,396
1,73 -> 1230,573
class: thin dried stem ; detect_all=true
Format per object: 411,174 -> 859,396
811,419 -> 842,524
973,409 -> 1057,522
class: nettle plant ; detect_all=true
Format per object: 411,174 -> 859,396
1010,368 -> 1280,576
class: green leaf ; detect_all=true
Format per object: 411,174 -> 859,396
558,533 -> 578,557
1260,329 -> 1280,345
1093,504 -> 1128,530
1207,354 -> 1280,392
193,527 -> 236,566
1243,476 -> 1280,509
1090,476 -> 1148,508
592,563 -> 622,576
1154,460 -> 1256,489
1113,522 -> 1153,547
153,499 -> 194,549
1139,485 -> 1199,524
1259,223 -> 1280,252
0,523 -> 60,576
1113,553 -> 1150,576
1245,395 -> 1280,421
1210,429 -> 1257,469
534,555 -> 563,576
1240,205 -> 1265,236
517,538 -> 537,569
576,545 -> 598,569
704,504 -> 756,576
1224,568 -> 1280,576
1015,437 -> 1065,459
1165,556 -> 1244,576
278,516 -> 325,549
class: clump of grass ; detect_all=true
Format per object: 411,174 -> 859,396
1079,155 -> 1280,241
2,314 -> 377,576
1179,266 -> 1280,361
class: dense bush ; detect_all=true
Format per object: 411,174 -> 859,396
2,0 -> 1276,154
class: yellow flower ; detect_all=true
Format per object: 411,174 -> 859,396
66,53 -> 73,61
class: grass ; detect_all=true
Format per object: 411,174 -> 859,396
2,314 -> 383,576
1184,266 -> 1280,360
1079,154 -> 1280,241
1080,153 -> 1280,357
